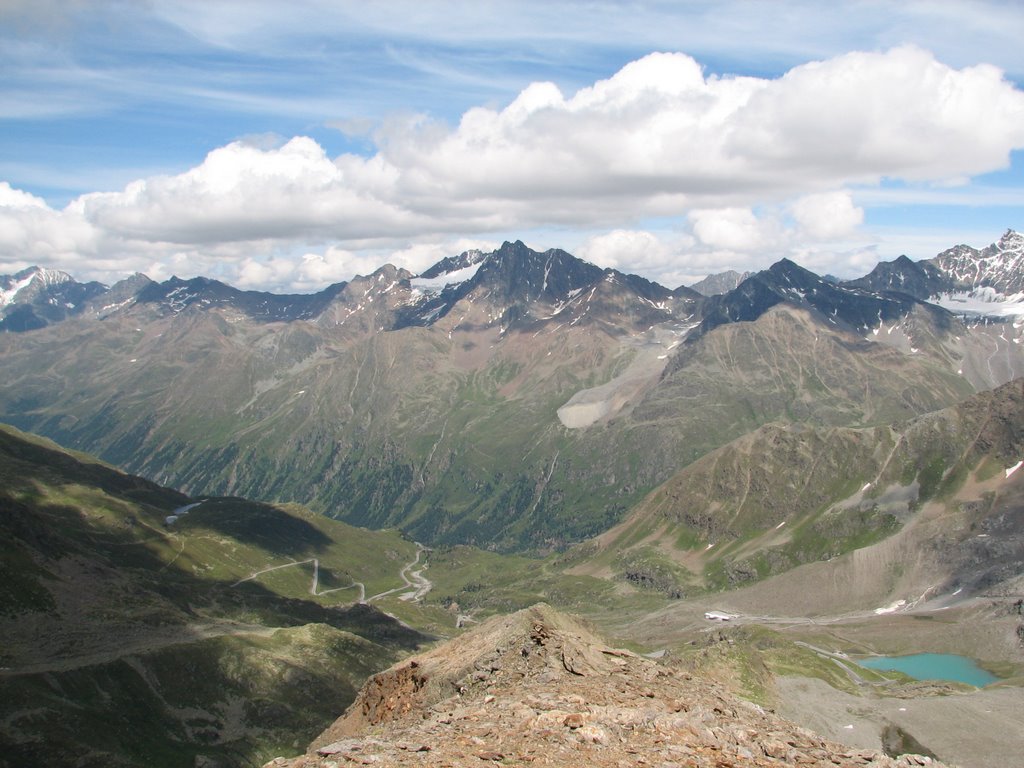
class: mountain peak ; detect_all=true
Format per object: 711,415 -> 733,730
1,266 -> 76,306
770,256 -> 800,270
471,242 -> 604,304
930,228 -> 1024,295
688,269 -> 750,297
998,228 -> 1023,251
1,266 -> 108,331
764,257 -> 823,287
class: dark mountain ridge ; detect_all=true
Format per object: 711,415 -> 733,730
135,274 -> 351,321
683,257 -> 952,353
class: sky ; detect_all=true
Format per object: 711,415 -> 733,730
1,0 -> 1023,292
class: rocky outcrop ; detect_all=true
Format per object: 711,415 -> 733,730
268,605 -> 945,768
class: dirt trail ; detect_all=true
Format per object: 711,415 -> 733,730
7,544 -> 431,678
233,557 -> 365,600
232,543 -> 431,604
366,544 -> 432,603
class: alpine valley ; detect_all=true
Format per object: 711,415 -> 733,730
2,231 -> 1024,768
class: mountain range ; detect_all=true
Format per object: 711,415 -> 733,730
1,232 -> 1022,553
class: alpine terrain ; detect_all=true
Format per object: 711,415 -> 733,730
1,233 -> 1021,553
2,231 -> 1023,768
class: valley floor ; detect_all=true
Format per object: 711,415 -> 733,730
776,675 -> 1024,768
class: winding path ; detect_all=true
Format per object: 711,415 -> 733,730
366,544 -> 432,602
230,543 -> 431,605
232,558 -> 365,601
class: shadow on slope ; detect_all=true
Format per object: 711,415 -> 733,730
0,423 -> 427,768
182,497 -> 334,557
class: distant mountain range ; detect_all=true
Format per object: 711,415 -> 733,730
0,231 -> 1022,551
3,230 -> 1021,333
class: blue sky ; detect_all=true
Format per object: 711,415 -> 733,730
1,0 -> 1022,291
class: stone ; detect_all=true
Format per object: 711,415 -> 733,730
563,713 -> 586,729
576,724 -> 609,745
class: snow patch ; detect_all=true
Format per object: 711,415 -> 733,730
411,262 -> 482,291
932,290 -> 1024,318
1005,460 -> 1023,478
0,272 -> 35,306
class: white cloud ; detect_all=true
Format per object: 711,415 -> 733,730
790,191 -> 864,239
1,46 -> 1022,289
0,181 -> 47,210
234,256 -> 296,290
363,46 -> 1024,221
689,208 -> 784,251
577,229 -> 673,271
77,137 -> 432,244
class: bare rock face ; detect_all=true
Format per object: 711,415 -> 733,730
268,604 -> 946,768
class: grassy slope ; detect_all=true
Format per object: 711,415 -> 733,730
567,378 -> 1024,599
0,423 -> 426,767
0,300 -> 977,553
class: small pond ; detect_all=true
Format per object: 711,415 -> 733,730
858,653 -> 999,687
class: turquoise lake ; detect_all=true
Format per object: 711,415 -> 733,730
858,653 -> 999,687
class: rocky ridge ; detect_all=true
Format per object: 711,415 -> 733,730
931,229 -> 1024,295
0,265 -> 108,331
269,605 -> 943,768
689,269 -> 751,297
847,229 -> 1024,311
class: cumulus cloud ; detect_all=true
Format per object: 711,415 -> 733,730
689,207 -> 786,251
0,182 -> 47,209
576,229 -> 718,288
77,137 -> 433,244
1,46 -> 1023,289
790,191 -> 864,239
577,230 -> 674,270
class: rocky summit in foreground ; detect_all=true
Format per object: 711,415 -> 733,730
268,605 -> 942,768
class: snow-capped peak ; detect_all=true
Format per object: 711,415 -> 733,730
926,229 -> 1024,318
0,266 -> 76,306
930,230 -> 1024,296
1,265 -> 77,300
31,267 -> 74,287
997,229 -> 1023,254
